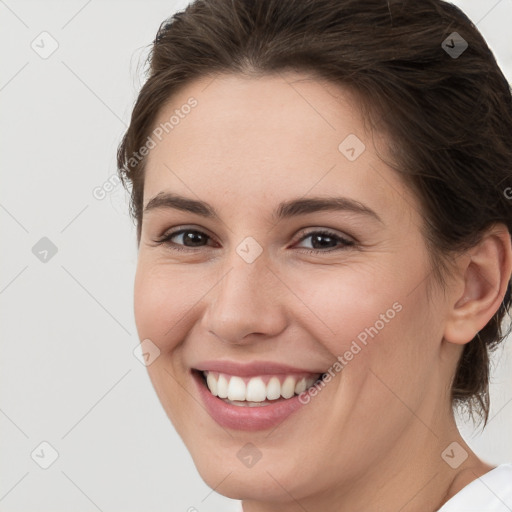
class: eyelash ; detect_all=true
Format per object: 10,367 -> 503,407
153,227 -> 355,254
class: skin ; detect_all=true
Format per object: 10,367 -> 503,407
133,71 -> 512,512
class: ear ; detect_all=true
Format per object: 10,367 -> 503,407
444,224 -> 512,345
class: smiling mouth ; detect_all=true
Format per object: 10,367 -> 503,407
195,370 -> 325,407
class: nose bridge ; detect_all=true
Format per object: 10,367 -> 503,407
204,244 -> 286,343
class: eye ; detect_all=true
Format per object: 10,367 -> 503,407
154,227 -> 217,252
153,227 -> 355,254
293,229 -> 355,254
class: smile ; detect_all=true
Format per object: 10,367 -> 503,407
202,371 -> 322,405
191,365 -> 327,431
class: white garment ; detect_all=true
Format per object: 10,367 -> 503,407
437,463 -> 512,512
237,463 -> 512,512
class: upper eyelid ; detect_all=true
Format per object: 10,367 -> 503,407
295,227 -> 353,242
160,225 -> 218,243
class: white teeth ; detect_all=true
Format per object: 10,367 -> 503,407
294,377 -> 307,394
217,374 -> 229,399
227,376 -> 246,401
246,377 -> 267,402
203,371 -> 321,402
266,377 -> 281,400
206,372 -> 218,396
281,376 -> 296,399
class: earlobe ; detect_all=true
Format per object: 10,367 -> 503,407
444,225 -> 512,346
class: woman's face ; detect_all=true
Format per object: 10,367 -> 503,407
134,72 -> 459,503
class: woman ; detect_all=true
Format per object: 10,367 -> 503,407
117,0 -> 512,510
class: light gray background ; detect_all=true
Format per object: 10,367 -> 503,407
1,1 -> 511,511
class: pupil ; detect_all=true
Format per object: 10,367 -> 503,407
312,234 -> 335,249
185,231 -> 205,246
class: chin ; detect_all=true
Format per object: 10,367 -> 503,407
187,442 -> 316,503
195,461 -> 300,502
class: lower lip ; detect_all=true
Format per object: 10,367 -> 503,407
192,370 -> 308,431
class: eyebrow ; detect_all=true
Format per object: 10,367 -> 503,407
143,192 -> 383,223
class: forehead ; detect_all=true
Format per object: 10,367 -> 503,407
143,72 -> 414,225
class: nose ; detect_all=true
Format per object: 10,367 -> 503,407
202,251 -> 288,345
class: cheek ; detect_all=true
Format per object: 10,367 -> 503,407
133,258 -> 205,350
291,261 -> 436,380
288,266 -> 404,350
133,260 -> 200,428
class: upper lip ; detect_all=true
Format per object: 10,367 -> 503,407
192,360 -> 324,377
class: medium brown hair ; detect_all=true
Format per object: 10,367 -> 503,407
117,0 -> 512,426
